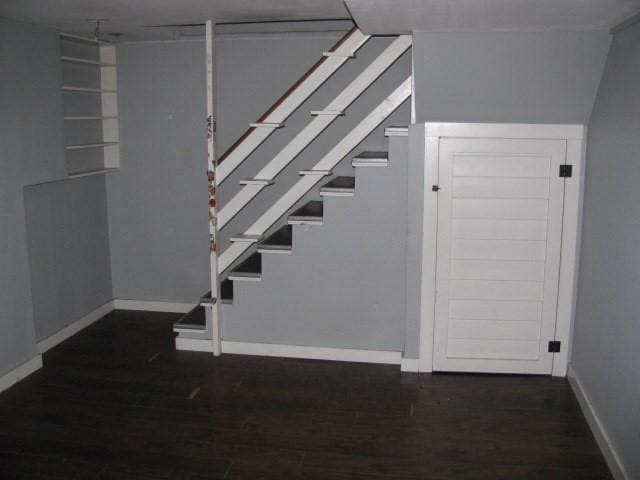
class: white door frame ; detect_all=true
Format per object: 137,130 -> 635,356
418,123 -> 586,376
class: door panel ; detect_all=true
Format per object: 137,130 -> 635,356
433,138 -> 566,374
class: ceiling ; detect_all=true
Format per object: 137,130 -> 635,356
1,0 -> 639,41
0,0 -> 351,40
345,0 -> 640,33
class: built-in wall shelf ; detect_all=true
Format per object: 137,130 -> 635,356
59,32 -> 111,46
61,86 -> 117,94
61,55 -> 115,67
68,168 -> 119,179
60,32 -> 120,177
65,142 -> 119,151
64,116 -> 118,121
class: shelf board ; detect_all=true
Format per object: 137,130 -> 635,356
68,168 -> 118,179
62,86 -> 117,94
61,55 -> 115,67
59,32 -> 111,46
64,116 -> 118,121
65,142 -> 119,151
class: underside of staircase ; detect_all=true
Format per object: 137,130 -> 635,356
174,27 -> 413,363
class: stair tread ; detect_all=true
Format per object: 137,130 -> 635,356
260,225 -> 292,249
289,200 -> 324,220
321,176 -> 356,191
231,252 -> 262,276
354,151 -> 388,160
174,306 -> 205,330
201,278 -> 233,303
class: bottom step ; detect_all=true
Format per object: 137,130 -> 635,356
174,305 -> 205,331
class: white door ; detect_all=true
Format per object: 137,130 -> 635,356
433,138 -> 566,374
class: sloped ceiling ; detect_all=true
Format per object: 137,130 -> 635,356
345,0 -> 640,34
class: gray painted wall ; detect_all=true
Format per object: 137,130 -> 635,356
413,31 -> 611,124
24,177 -> 113,341
0,17 -> 64,374
572,22 -> 640,479
222,129 -> 410,351
107,40 -> 209,303
0,18 -> 113,377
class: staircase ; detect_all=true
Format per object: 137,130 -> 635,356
174,27 -> 412,361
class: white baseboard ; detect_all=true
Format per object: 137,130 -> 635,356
222,341 -> 401,364
176,337 -> 402,365
0,355 -> 43,394
400,357 -> 419,372
37,300 -> 115,354
114,299 -> 195,313
567,365 -> 629,480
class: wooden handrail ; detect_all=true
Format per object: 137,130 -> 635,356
217,27 -> 357,165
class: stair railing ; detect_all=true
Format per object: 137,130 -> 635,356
219,76 -> 412,272
218,35 -> 412,228
217,27 -> 370,183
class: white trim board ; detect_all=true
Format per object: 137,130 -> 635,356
401,358 -> 419,372
176,338 -> 402,365
418,122 -> 586,376
37,300 -> 115,354
568,366 -> 629,480
113,300 -> 195,313
0,355 -> 43,394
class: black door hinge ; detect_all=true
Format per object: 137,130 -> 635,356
559,165 -> 573,178
432,185 -> 440,192
548,341 -> 561,353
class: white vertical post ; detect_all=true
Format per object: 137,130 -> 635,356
206,20 -> 221,356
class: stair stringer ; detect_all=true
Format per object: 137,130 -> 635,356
221,137 -> 409,352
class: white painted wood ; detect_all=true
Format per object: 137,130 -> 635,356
452,218 -> 547,240
229,234 -> 263,243
418,132 -> 439,373
288,219 -> 323,226
0,355 -> 43,394
221,341 -> 402,365
553,136 -> 586,376
37,301 -> 115,353
217,35 -> 412,227
432,136 -> 567,374
65,142 -> 118,150
64,116 -> 118,121
100,45 -> 120,170
205,20 -> 221,357
449,299 -> 542,322
113,299 -> 195,313
239,178 -> 274,186
322,51 -> 356,58
59,32 -> 110,45
299,170 -> 332,176
385,126 -> 409,137
176,337 -> 213,352
400,358 -> 420,372
61,86 -> 116,93
227,274 -> 261,282
453,177 -> 550,198
319,190 -> 354,197
219,77 -> 412,272
61,55 -> 115,67
352,151 -> 389,167
249,122 -> 284,128
217,29 -> 370,182
426,122 -> 585,140
420,124 -> 586,376
568,366 -> 630,480
310,110 -> 344,116
68,168 -> 118,179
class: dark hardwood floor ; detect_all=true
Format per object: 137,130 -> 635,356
0,310 -> 611,479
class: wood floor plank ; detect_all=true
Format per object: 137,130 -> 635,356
0,310 -> 612,479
